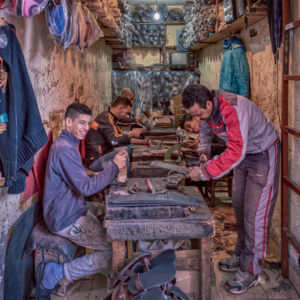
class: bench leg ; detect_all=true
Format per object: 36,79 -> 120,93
108,241 -> 125,290
198,238 -> 211,300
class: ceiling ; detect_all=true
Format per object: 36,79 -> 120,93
127,0 -> 188,5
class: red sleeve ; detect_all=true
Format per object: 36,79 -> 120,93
205,104 -> 244,179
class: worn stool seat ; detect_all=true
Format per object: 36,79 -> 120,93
23,220 -> 83,262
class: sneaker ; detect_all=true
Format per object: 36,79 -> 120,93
225,269 -> 260,294
219,253 -> 240,272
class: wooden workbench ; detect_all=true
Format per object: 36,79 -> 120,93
104,178 -> 215,300
142,127 -> 177,140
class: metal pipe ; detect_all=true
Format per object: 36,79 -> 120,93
281,0 -> 290,280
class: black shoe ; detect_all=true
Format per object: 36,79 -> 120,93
35,262 -> 53,300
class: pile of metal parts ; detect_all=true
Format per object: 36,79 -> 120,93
132,24 -> 165,47
131,5 -> 183,22
181,1 -> 218,49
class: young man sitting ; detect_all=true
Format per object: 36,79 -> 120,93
36,103 -> 128,300
85,96 -> 150,173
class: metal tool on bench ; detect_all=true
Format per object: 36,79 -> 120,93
164,143 -> 182,164
144,135 -> 179,153
150,161 -> 188,189
129,179 -> 167,194
150,161 -> 188,174
108,193 -> 202,207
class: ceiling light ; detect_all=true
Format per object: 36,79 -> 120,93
154,12 -> 160,20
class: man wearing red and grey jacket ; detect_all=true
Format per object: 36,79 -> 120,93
182,85 -> 280,295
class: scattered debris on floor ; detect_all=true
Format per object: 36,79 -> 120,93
211,207 -> 237,254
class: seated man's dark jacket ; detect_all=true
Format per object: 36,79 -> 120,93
43,130 -> 118,232
85,111 -> 130,167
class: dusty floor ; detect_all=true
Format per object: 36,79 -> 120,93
30,247 -> 300,300
29,204 -> 300,300
32,252 -> 300,300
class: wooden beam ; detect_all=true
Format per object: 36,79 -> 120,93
283,176 -> 300,197
283,227 -> 300,255
199,238 -> 211,300
285,20 -> 300,31
283,75 -> 300,81
283,126 -> 300,138
111,241 -> 125,273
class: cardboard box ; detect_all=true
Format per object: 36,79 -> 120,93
170,95 -> 186,128
176,270 -> 200,300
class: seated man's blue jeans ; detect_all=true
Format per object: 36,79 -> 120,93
88,150 -> 131,178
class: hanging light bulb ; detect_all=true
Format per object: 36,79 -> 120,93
154,12 -> 160,20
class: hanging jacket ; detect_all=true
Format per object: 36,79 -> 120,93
219,37 -> 249,98
197,90 -> 279,181
0,24 -> 48,194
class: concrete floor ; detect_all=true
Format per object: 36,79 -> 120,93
29,204 -> 300,300
29,249 -> 299,300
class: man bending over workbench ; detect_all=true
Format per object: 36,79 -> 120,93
36,103 -> 127,300
182,85 -> 280,295
85,96 -> 150,173
109,88 -> 143,124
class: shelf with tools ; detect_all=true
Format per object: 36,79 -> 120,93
190,9 -> 268,50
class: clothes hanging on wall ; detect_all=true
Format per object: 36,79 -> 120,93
219,36 -> 249,98
267,0 -> 282,64
0,24 -> 48,194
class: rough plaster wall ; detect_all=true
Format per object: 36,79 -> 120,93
166,24 -> 183,46
198,17 -> 283,260
119,48 -> 161,67
0,11 -> 113,298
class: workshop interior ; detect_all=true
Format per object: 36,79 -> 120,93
0,0 -> 300,299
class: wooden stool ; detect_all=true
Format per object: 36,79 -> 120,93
204,173 -> 233,207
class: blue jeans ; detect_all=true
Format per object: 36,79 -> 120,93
89,150 -> 131,178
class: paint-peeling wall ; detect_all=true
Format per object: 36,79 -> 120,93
0,11 -> 113,299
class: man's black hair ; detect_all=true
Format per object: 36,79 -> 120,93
112,96 -> 133,108
180,113 -> 194,129
65,103 -> 92,121
182,84 -> 214,109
